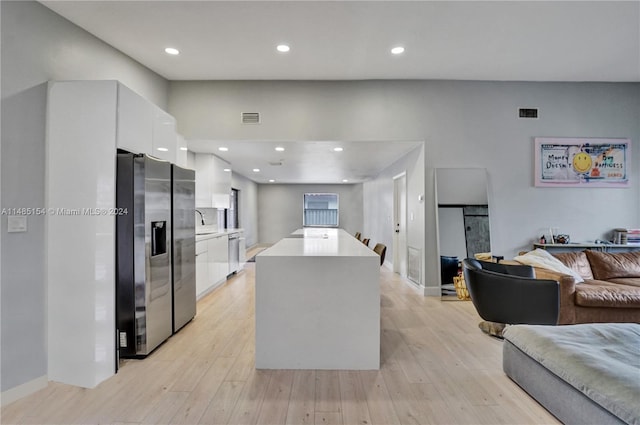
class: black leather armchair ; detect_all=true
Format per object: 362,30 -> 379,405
462,258 -> 560,325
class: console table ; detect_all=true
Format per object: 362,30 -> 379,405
533,243 -> 640,254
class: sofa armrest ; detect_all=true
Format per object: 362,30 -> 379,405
532,267 -> 577,325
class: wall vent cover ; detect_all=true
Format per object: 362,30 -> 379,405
241,112 -> 260,124
408,247 -> 421,284
518,108 -> 539,119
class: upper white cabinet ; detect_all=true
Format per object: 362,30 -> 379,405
176,134 -> 188,168
115,83 -> 178,163
195,153 -> 231,208
151,105 -> 177,163
116,84 -> 153,154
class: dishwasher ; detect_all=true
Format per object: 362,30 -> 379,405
228,233 -> 240,275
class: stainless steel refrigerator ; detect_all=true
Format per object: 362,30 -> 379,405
116,153 -> 173,358
171,164 -> 196,333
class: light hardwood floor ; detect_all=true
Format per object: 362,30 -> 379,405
1,252 -> 558,425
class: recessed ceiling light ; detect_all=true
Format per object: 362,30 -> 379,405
333,147 -> 343,152
276,44 -> 290,53
275,146 -> 285,152
391,46 -> 405,55
253,168 -> 260,172
164,47 -> 180,55
223,168 -> 231,172
157,147 -> 169,152
269,179 -> 275,183
179,147 -> 188,151
218,147 -> 229,152
342,179 -> 349,182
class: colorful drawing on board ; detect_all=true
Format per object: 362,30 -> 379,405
534,138 -> 630,188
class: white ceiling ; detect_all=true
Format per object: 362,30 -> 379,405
187,139 -> 423,184
40,0 -> 640,183
41,1 -> 640,82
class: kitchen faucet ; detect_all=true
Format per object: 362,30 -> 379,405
195,209 -> 205,226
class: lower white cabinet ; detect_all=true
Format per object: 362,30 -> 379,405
195,234 -> 230,300
195,240 -> 209,298
208,234 -> 229,286
239,235 -> 246,268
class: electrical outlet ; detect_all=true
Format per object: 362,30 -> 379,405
7,215 -> 27,232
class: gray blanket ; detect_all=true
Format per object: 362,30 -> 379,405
503,323 -> 640,425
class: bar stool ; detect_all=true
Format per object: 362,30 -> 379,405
373,243 -> 386,266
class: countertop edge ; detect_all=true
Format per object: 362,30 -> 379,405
196,228 -> 243,242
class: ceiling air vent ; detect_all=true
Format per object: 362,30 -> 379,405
241,112 -> 260,124
518,108 -> 539,119
268,161 -> 283,166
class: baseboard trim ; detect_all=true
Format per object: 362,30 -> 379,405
196,277 -> 227,301
1,375 -> 48,407
423,286 -> 441,297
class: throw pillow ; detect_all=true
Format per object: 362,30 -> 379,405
514,249 -> 584,283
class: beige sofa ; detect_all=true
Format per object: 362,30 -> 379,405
531,250 -> 640,325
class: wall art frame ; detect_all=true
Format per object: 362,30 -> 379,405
534,137 -> 630,188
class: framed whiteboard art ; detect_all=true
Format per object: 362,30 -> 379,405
534,138 -> 630,188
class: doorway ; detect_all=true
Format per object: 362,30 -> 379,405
393,173 -> 407,276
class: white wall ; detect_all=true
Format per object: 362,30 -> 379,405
169,80 -> 640,292
435,168 -> 488,205
363,144 -> 425,280
257,184 -> 363,244
1,1 -> 168,397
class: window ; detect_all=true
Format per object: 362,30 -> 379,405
303,193 -> 338,227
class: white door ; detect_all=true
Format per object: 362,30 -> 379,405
393,173 -> 407,276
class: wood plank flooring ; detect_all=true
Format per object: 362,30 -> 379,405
1,252 -> 559,424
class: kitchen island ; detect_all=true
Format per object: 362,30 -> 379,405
255,228 -> 380,370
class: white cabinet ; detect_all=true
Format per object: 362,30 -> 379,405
46,80 -> 118,388
208,234 -> 229,286
239,234 -> 246,268
196,234 -> 230,299
116,84 -> 153,154
196,240 -> 209,298
176,134 -> 188,168
195,153 -> 231,208
210,154 -> 232,208
152,105 -> 177,163
45,80 -> 182,389
114,83 -> 179,162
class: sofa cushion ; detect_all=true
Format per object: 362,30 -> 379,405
553,251 -> 594,280
606,277 -> 640,288
584,250 -> 640,280
575,281 -> 640,308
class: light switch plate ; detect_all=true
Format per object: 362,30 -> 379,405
7,215 -> 27,232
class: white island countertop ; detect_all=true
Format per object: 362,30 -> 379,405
255,228 -> 380,370
259,228 -> 377,258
